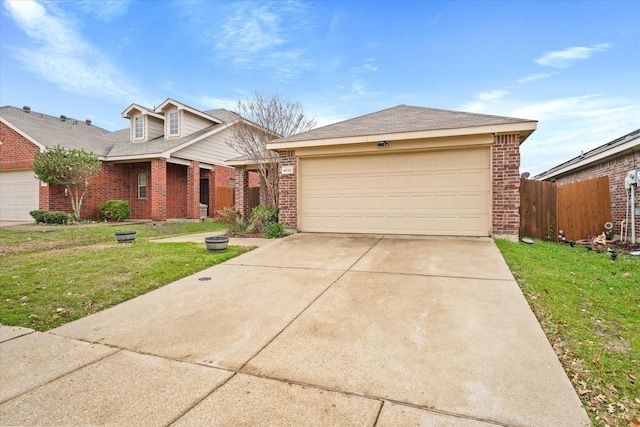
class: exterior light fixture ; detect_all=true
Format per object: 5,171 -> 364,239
377,141 -> 389,147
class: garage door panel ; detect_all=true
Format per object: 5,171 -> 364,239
299,147 -> 490,236
0,170 -> 40,221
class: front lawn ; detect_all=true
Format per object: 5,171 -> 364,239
0,222 -> 249,331
495,238 -> 639,426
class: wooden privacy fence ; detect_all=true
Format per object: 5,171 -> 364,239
215,187 -> 234,211
215,186 -> 261,212
520,176 -> 611,241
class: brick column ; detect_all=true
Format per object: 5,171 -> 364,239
150,158 -> 167,221
234,167 -> 250,220
493,134 -> 521,241
186,161 -> 200,219
39,182 -> 50,211
277,151 -> 297,230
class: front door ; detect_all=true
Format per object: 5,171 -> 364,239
200,178 -> 209,215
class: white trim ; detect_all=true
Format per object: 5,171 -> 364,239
0,117 -> 47,151
156,98 -> 222,124
267,122 -> 537,150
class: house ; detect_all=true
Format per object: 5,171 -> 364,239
257,104 -> 537,241
534,129 -> 640,241
0,100 -> 259,222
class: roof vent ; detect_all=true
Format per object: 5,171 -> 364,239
85,119 -> 92,125
23,106 -> 31,113
60,115 -> 67,121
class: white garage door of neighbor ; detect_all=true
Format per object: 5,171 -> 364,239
0,170 -> 40,221
299,146 -> 491,236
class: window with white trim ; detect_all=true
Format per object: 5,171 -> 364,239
138,173 -> 147,198
169,112 -> 179,135
134,116 -> 144,139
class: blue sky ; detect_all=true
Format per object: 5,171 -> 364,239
1,0 -> 638,175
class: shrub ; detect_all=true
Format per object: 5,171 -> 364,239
216,207 -> 242,229
249,206 -> 278,234
98,200 -> 131,222
263,222 -> 289,239
30,210 -> 47,224
42,211 -> 71,225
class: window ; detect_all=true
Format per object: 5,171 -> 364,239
169,112 -> 179,135
138,173 -> 147,198
134,116 -> 144,139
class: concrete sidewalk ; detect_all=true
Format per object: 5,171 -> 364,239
0,234 -> 590,426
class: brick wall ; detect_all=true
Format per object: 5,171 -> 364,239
492,134 -> 521,241
553,150 -> 640,238
277,151 -> 297,229
0,122 -> 40,169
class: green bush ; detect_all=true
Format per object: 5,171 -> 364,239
249,206 -> 279,234
42,211 -> 71,225
263,222 -> 289,239
29,210 -> 47,224
98,200 -> 130,222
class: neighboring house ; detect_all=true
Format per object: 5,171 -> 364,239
258,104 -> 537,241
534,129 -> 640,240
0,99 -> 259,221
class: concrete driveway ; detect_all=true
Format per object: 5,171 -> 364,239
0,234 -> 589,426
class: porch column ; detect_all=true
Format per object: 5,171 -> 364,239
492,134 -> 521,241
150,158 -> 167,221
39,182 -> 50,211
234,167 -> 250,221
186,161 -> 200,219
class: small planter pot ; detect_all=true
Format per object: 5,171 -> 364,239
205,236 -> 229,252
115,230 -> 137,244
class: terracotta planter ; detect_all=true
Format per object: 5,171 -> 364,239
115,230 -> 136,243
205,236 -> 229,252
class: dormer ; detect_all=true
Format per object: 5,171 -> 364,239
122,104 -> 164,142
155,99 -> 223,139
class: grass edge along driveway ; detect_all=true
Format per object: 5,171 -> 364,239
0,222 -> 250,331
495,238 -> 639,427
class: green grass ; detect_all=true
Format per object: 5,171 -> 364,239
0,221 -> 225,255
0,222 -> 250,331
495,239 -> 640,426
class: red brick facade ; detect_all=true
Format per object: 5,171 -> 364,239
552,150 -> 640,238
1,121 -> 243,221
492,134 -> 521,240
277,151 -> 297,229
0,122 -> 39,169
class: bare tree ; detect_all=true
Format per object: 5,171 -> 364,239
229,92 -> 316,207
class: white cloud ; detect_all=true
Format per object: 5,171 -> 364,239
4,0 -> 140,102
364,63 -> 378,72
196,96 -> 238,111
77,0 -> 131,21
517,73 -> 554,84
460,90 -> 509,113
535,43 -> 611,69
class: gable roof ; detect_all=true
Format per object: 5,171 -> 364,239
268,104 -> 537,149
0,104 -> 240,162
534,129 -> 640,181
0,106 -> 117,156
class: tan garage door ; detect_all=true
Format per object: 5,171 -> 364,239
0,170 -> 40,221
299,146 -> 491,236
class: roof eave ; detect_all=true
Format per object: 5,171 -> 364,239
535,138 -> 640,181
267,121 -> 537,151
0,117 -> 47,151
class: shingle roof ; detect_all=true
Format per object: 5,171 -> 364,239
272,104 -> 535,144
0,105 -> 235,160
534,128 -> 640,180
